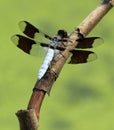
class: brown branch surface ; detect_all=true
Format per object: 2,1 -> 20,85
16,109 -> 38,130
16,0 -> 114,130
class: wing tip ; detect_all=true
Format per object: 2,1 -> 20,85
11,35 -> 19,46
87,53 -> 97,62
18,21 -> 27,32
92,37 -> 104,48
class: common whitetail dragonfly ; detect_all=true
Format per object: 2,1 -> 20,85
11,21 -> 102,80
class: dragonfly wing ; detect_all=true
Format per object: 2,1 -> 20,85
76,37 -> 103,49
11,34 -> 49,57
68,50 -> 97,64
19,21 -> 52,40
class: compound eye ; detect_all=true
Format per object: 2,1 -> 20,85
57,30 -> 67,38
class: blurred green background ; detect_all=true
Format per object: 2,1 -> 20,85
0,0 -> 114,130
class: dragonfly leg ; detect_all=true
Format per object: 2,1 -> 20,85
76,28 -> 85,40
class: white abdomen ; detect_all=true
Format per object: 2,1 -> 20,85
38,48 -> 54,80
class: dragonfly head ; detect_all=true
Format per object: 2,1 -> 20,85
57,30 -> 68,38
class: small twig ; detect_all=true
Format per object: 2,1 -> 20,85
16,1 -> 114,130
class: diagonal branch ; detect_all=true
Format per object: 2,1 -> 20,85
16,0 -> 114,130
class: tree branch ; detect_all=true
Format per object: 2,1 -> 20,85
16,0 -> 114,130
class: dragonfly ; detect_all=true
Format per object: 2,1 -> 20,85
11,21 -> 103,80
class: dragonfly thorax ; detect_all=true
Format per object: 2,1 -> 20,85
50,36 -> 61,49
50,29 -> 68,49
